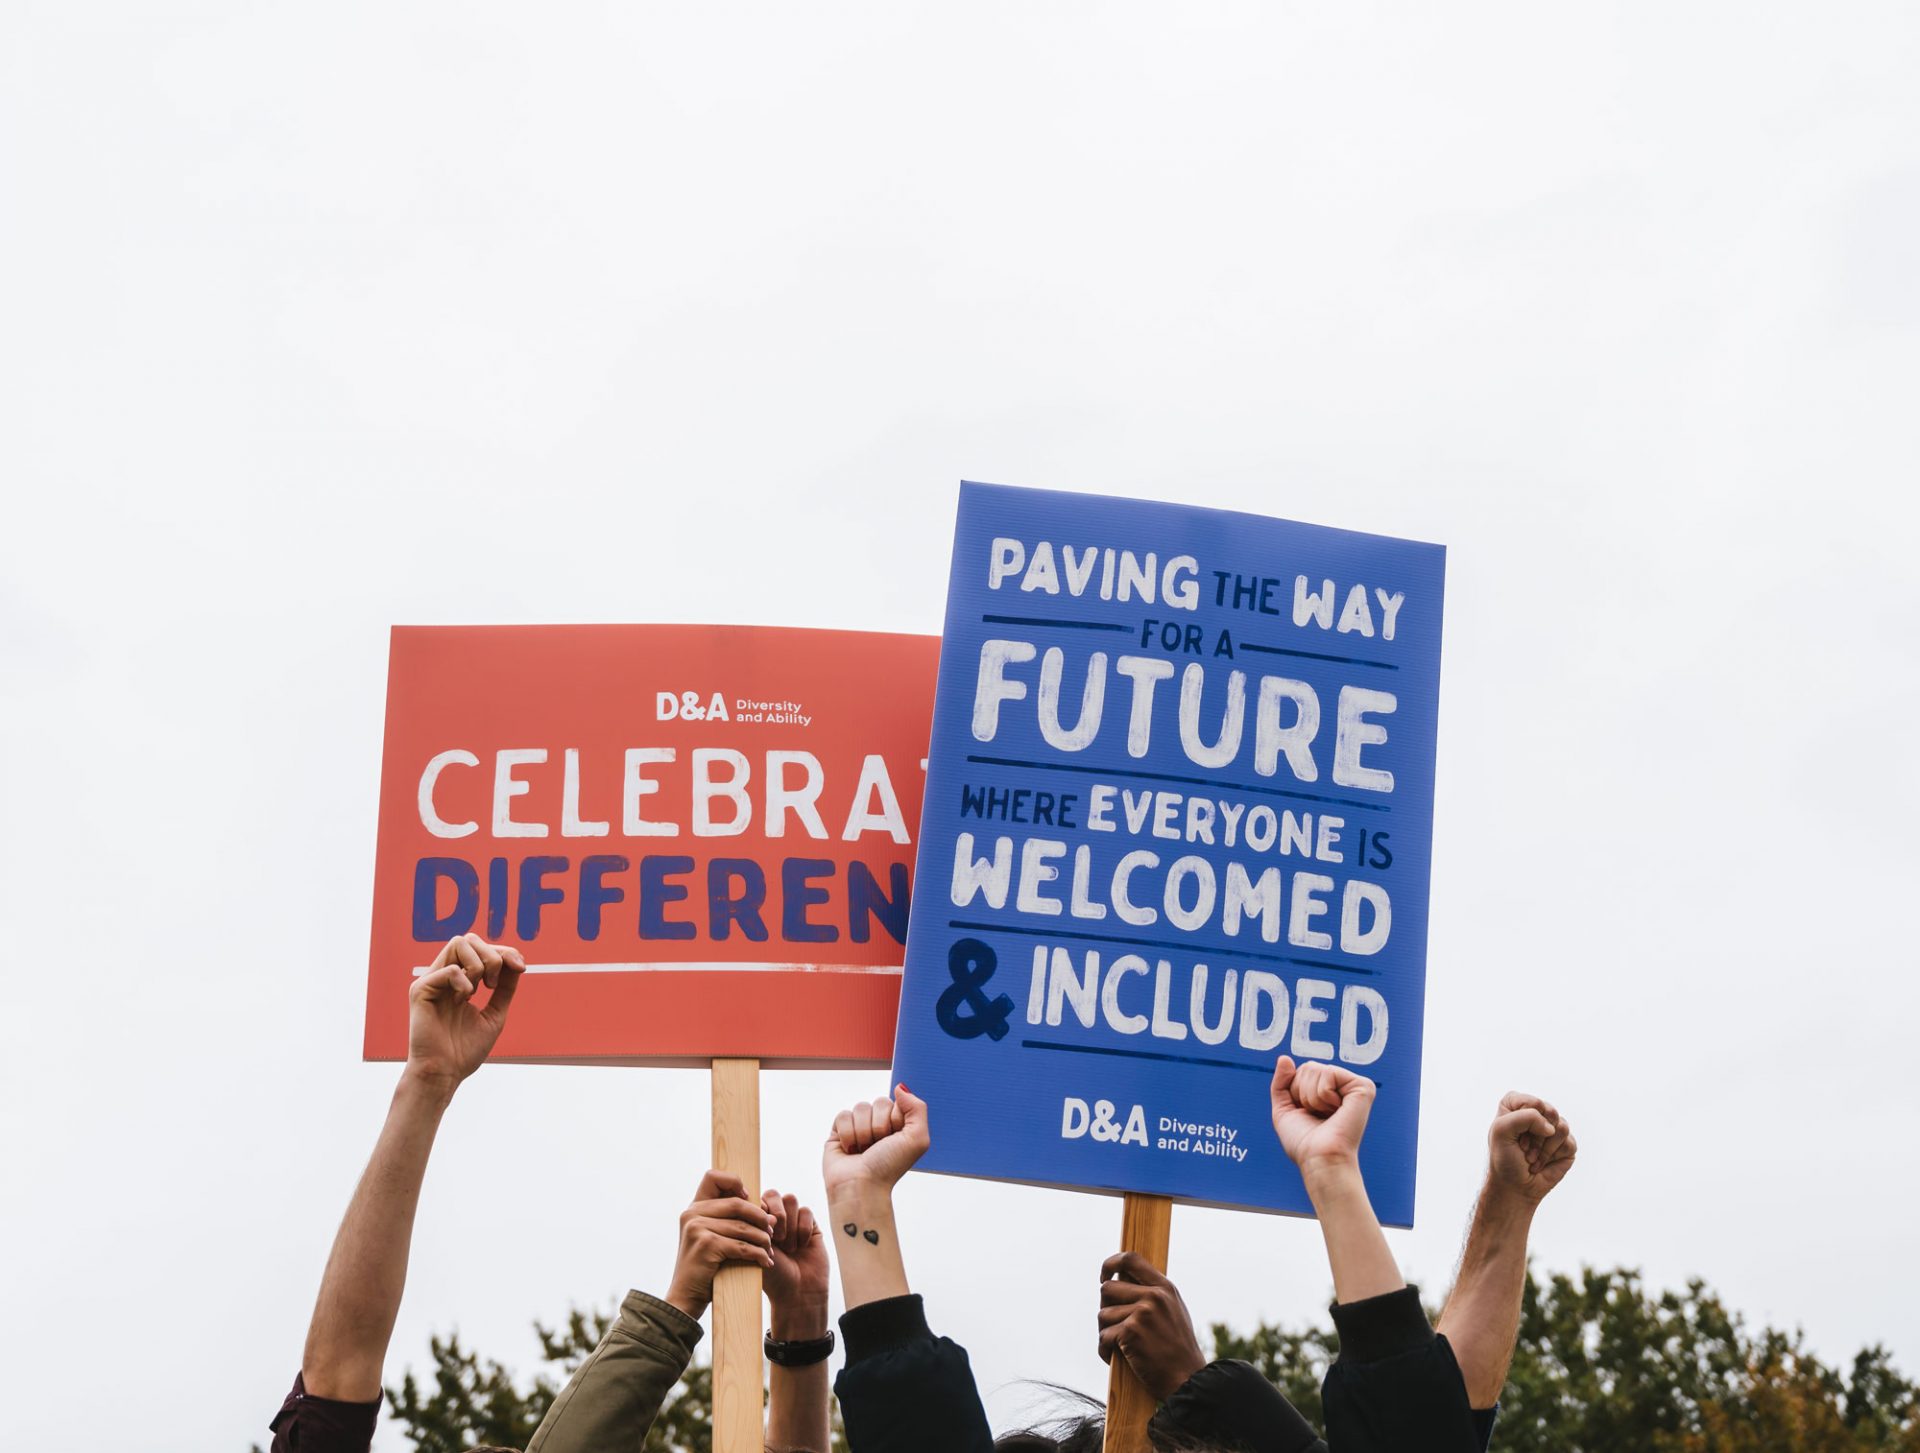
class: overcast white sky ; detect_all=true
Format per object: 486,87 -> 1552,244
4,4 -> 1919,1449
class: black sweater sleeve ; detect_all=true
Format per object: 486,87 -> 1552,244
1152,1358 -> 1328,1453
1321,1287 -> 1485,1453
833,1294 -> 995,1453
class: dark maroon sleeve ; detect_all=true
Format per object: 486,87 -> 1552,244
268,1373 -> 381,1453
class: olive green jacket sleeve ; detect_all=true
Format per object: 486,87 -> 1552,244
527,1290 -> 704,1453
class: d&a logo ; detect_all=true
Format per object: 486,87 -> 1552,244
656,691 -> 729,722
1061,1097 -> 1148,1146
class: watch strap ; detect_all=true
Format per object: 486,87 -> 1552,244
763,1329 -> 836,1367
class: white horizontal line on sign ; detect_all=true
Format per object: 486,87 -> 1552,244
411,961 -> 903,978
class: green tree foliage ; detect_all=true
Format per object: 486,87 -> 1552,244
1213,1266 -> 1920,1453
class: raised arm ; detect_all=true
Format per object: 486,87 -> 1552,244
762,1188 -> 833,1453
1269,1056 -> 1402,1303
301,934 -> 523,1400
1437,1092 -> 1578,1409
823,1086 -> 993,1453
823,1089 -> 925,1311
1269,1055 -> 1484,1452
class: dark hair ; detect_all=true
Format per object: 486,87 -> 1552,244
994,1382 -> 1104,1453
996,1430 -> 1100,1453
992,1385 -> 1221,1453
996,1416 -> 1104,1452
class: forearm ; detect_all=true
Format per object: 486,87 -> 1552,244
1302,1160 -> 1404,1306
766,1295 -> 832,1453
826,1184 -> 908,1311
1436,1187 -> 1535,1407
301,1071 -> 452,1399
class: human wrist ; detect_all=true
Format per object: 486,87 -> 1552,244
826,1177 -> 897,1220
662,1278 -> 707,1322
827,1187 -> 900,1260
827,1185 -> 909,1310
1300,1153 -> 1363,1202
769,1293 -> 831,1341
1478,1180 -> 1542,1227
396,1065 -> 459,1114
1157,1348 -> 1208,1400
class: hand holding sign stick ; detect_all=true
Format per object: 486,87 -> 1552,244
1099,1194 -> 1178,1452
661,1168 -> 776,1322
1097,1249 -> 1207,1402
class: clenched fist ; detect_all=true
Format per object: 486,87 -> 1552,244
1270,1056 -> 1376,1176
1486,1092 -> 1577,1205
822,1086 -> 930,1198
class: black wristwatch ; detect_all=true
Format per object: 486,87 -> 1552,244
764,1330 -> 836,1367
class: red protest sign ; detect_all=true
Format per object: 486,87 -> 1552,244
365,625 -> 937,1066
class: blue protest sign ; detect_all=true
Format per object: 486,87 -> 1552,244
891,482 -> 1446,1223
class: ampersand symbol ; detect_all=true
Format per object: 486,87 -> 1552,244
934,937 -> 1013,1042
1089,1099 -> 1123,1142
680,690 -> 706,720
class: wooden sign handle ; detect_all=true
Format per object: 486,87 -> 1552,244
710,1057 -> 763,1453
1102,1193 -> 1174,1453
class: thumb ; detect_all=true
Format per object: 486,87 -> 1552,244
413,963 -> 463,1003
1270,1056 -> 1299,1106
894,1084 -> 929,1135
481,962 -> 523,1023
